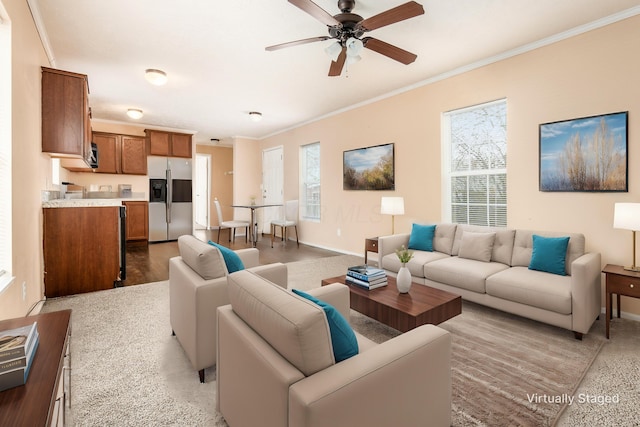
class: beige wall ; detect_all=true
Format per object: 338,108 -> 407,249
0,0 -> 51,319
261,15 -> 640,316
195,144 -> 233,226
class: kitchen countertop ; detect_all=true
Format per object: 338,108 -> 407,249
42,198 -> 148,208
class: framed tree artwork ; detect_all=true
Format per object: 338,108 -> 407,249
539,111 -> 628,192
343,143 -> 395,191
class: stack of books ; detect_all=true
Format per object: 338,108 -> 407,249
346,265 -> 388,290
0,322 -> 39,392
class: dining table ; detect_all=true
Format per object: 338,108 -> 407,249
231,203 -> 282,247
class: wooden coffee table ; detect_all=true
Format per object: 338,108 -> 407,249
321,275 -> 462,332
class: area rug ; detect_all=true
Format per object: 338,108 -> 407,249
41,255 -> 604,426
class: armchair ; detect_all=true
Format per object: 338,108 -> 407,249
169,235 -> 287,382
217,270 -> 452,427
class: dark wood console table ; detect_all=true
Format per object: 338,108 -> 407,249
0,309 -> 71,426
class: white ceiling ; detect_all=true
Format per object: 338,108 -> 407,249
29,0 -> 640,145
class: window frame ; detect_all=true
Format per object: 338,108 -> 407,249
441,99 -> 507,227
300,142 -> 320,222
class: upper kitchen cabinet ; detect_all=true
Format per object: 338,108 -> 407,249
145,129 -> 192,158
41,67 -> 92,166
92,132 -> 147,175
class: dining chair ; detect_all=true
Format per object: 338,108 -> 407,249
271,199 -> 299,247
214,198 -> 249,243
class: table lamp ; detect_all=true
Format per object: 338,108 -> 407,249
381,197 -> 404,234
613,202 -> 640,271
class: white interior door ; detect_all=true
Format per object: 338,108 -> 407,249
195,154 -> 210,229
262,147 -> 284,233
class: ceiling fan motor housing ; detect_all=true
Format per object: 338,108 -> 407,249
338,0 -> 356,13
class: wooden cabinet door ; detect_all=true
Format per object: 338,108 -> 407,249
121,136 -> 148,175
123,201 -> 149,241
147,130 -> 170,156
92,132 -> 119,173
171,133 -> 192,158
42,68 -> 88,156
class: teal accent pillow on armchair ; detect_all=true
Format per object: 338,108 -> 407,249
408,223 -> 436,252
292,289 -> 359,362
207,241 -> 245,273
528,235 -> 570,276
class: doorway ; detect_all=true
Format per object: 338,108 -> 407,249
261,146 -> 284,233
195,154 -> 210,229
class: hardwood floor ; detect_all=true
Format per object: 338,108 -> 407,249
121,230 -> 342,286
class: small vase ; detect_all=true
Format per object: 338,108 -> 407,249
397,264 -> 412,294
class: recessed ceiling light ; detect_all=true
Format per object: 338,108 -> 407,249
248,111 -> 262,122
145,69 -> 168,86
127,108 -> 143,119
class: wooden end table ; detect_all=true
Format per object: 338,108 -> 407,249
322,275 -> 461,332
364,237 -> 378,265
602,264 -> 640,339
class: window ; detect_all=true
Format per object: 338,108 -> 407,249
0,7 -> 13,293
300,142 -> 320,221
442,99 -> 507,227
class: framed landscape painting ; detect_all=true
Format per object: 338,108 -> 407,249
343,143 -> 395,190
539,111 -> 628,192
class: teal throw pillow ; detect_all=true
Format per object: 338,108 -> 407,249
207,241 -> 245,273
528,235 -> 570,276
292,289 -> 359,362
408,223 -> 436,252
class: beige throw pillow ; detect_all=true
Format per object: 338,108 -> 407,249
458,231 -> 496,263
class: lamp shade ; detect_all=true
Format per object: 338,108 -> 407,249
613,203 -> 640,230
381,197 -> 405,216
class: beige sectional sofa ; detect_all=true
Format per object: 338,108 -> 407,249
378,224 -> 601,339
216,270 -> 452,427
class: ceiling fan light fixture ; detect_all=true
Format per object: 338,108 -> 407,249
325,41 -> 343,61
145,69 -> 168,86
249,111 -> 263,122
126,108 -> 143,119
345,37 -> 363,57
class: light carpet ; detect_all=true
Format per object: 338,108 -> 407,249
42,255 -> 608,426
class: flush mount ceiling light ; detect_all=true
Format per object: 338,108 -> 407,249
248,111 -> 263,122
145,69 -> 168,86
127,108 -> 143,119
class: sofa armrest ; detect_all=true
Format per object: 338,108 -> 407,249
289,324 -> 451,427
235,248 -> 259,268
570,252 -> 602,334
169,257 -> 229,371
307,283 -> 350,320
247,262 -> 288,288
378,233 -> 411,259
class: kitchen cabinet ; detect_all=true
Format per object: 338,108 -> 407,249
43,206 -> 121,297
145,129 -> 193,158
41,67 -> 92,166
92,132 -> 147,175
123,201 -> 149,243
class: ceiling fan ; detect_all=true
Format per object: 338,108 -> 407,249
266,0 -> 425,76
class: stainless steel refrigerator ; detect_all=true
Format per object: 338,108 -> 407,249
148,157 -> 193,242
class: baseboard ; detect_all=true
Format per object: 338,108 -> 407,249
600,307 -> 640,322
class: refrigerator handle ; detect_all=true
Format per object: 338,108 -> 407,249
166,168 -> 172,223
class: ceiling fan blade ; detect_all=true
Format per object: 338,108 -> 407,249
358,1 -> 425,31
266,36 -> 330,51
362,37 -> 417,65
288,0 -> 341,27
328,47 -> 347,76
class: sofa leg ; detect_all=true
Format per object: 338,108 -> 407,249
573,331 -> 583,340
199,369 -> 205,383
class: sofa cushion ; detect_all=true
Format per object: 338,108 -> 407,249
451,225 -> 515,265
208,240 -> 245,273
458,231 -> 496,262
486,266 -> 572,315
528,235 -> 569,276
511,230 -> 584,275
424,257 -> 509,293
433,223 -> 458,255
292,289 -> 359,362
227,270 -> 335,376
408,224 -> 436,251
178,235 -> 227,280
382,250 -> 449,278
